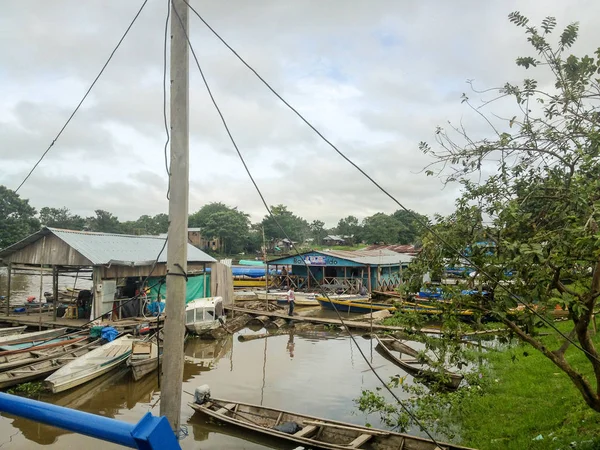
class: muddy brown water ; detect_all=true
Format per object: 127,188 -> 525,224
0,327 -> 427,449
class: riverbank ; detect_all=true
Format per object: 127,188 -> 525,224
454,321 -> 600,449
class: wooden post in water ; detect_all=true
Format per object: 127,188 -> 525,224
161,0 -> 189,432
6,263 -> 12,316
52,266 -> 59,322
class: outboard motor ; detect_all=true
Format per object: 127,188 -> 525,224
194,385 -> 211,405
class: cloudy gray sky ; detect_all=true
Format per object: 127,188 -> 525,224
1,0 -> 599,227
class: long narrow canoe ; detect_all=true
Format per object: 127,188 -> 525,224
0,328 -> 67,347
45,334 -> 135,393
127,339 -> 161,381
375,335 -> 463,390
0,339 -> 102,389
0,326 -> 27,338
0,336 -> 88,371
190,396 -> 475,450
316,297 -> 396,314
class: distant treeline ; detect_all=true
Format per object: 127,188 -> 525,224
0,185 -> 427,254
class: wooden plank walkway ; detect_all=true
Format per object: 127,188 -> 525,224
0,311 -> 160,332
225,305 -> 445,335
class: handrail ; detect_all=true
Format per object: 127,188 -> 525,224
0,392 -> 181,449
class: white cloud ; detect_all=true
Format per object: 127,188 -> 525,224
1,0 -> 599,227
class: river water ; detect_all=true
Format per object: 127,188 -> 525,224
0,326 -> 429,449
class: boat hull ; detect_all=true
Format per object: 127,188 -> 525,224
189,397 -> 474,450
316,297 -> 395,314
0,326 -> 27,337
0,328 -> 67,346
0,336 -> 88,371
45,335 -> 134,393
129,354 -> 162,381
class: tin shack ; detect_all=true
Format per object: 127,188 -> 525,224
268,249 -> 413,294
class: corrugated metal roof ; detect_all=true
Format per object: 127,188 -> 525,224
365,244 -> 419,254
320,249 -> 413,265
268,249 -> 413,266
0,227 -> 215,265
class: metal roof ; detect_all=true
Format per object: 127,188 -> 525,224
269,249 -> 413,266
320,249 -> 413,265
0,227 -> 215,266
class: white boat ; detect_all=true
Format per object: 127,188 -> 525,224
185,297 -> 225,336
45,334 -> 135,393
0,326 -> 27,338
127,339 -> 161,381
0,328 -> 67,346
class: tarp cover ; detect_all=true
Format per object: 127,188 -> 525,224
147,275 -> 211,304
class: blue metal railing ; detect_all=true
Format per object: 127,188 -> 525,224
0,392 -> 181,449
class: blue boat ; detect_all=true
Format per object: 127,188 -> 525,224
315,296 -> 395,314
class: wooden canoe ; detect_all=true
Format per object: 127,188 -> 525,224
0,326 -> 27,337
0,328 -> 68,347
375,335 -> 463,390
0,339 -> 102,389
45,334 -> 135,393
127,339 -> 161,381
189,396 -> 475,450
0,336 -> 88,371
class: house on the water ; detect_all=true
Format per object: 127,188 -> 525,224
322,235 -> 346,246
268,249 -> 413,293
0,227 -> 227,322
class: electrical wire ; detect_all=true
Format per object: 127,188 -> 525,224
14,0 -> 149,194
170,4 -> 442,445
162,0 -> 171,199
182,2 -> 600,366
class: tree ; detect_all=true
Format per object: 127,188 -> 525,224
260,205 -> 310,244
189,202 -> 231,229
121,214 -> 169,235
310,220 -> 326,245
361,213 -> 401,244
336,215 -> 362,244
86,210 -> 121,233
39,207 -> 85,230
408,13 -> 600,412
0,186 -> 40,249
201,209 -> 250,254
392,209 -> 428,245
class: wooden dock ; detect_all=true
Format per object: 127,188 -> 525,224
225,305 -> 445,335
0,311 -> 160,332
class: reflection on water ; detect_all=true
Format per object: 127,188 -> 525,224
0,268 -> 92,305
0,328 -> 450,449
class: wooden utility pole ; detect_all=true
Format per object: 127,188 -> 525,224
160,0 -> 189,432
263,227 -> 268,308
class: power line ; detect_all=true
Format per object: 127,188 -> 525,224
162,0 -> 171,199
170,4 -> 442,445
182,2 -> 600,366
14,0 -> 149,194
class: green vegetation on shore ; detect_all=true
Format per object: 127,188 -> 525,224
453,321 -> 600,449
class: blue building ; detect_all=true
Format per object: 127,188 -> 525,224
268,249 -> 413,294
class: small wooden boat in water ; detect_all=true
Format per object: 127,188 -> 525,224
0,326 -> 27,338
189,394 -> 474,450
0,328 -> 67,347
127,339 -> 162,381
0,339 -> 101,389
45,334 -> 135,393
375,335 -> 463,390
0,335 -> 88,370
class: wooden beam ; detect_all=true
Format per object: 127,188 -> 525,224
52,266 -> 58,321
6,263 -> 12,317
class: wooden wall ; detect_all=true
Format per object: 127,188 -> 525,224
209,262 -> 233,305
2,234 -> 91,266
100,263 -> 207,279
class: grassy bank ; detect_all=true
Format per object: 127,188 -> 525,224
453,322 -> 600,449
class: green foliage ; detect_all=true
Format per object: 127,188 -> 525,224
39,207 -> 85,230
309,220 -> 326,245
7,381 -> 44,397
188,202 -> 231,229
85,209 -> 121,233
120,213 -> 169,236
362,213 -> 401,244
202,208 -> 250,255
0,185 -> 40,249
336,215 -> 362,244
414,12 -> 600,412
260,204 -> 310,243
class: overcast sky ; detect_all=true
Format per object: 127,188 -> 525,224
1,1 -> 599,227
